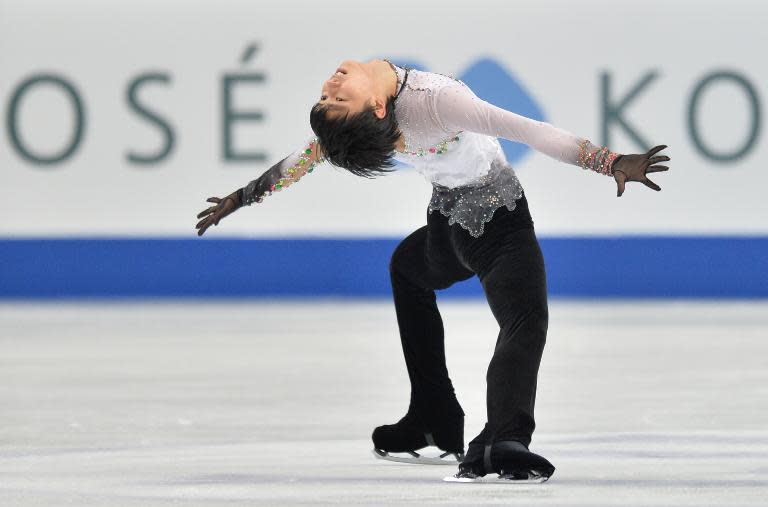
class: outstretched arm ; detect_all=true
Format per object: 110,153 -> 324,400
433,83 -> 670,194
195,136 -> 325,236
239,136 -> 324,205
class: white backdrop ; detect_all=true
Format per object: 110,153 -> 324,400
1,0 -> 766,237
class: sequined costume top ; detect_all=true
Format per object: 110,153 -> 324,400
384,60 -> 621,237
241,60 -> 621,238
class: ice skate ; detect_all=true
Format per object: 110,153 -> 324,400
372,411 -> 464,465
444,440 -> 554,483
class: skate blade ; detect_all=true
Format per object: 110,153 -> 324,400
372,448 -> 463,465
443,472 -> 550,484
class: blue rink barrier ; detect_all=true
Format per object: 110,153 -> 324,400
0,236 -> 766,299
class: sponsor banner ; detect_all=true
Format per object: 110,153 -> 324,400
1,0 -> 766,237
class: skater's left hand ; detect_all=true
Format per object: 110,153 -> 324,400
612,144 -> 670,197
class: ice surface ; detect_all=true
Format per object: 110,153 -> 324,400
1,299 -> 766,505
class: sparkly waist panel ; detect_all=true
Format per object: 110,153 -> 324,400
428,159 -> 524,238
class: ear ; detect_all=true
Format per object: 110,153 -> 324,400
372,96 -> 387,120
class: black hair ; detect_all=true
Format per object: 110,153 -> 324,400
309,94 -> 401,178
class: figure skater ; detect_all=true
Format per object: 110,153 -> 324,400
195,58 -> 670,483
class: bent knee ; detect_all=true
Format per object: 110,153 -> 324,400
389,228 -> 427,276
389,243 -> 407,277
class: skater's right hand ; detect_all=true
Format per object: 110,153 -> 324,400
195,188 -> 242,236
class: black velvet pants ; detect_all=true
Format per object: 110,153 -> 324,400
389,191 -> 548,449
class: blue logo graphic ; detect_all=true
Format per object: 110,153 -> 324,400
388,57 -> 546,166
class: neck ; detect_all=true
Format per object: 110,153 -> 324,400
368,59 -> 399,100
366,59 -> 405,151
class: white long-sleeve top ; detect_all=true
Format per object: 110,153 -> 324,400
386,61 -> 620,236
387,61 -> 618,187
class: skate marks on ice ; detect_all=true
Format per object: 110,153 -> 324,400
2,300 -> 768,505
372,447 -> 464,465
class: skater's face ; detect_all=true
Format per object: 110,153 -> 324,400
319,59 -> 378,118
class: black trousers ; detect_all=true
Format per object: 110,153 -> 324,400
389,191 -> 548,449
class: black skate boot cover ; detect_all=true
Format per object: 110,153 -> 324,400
372,411 -> 464,454
491,440 -> 555,478
458,440 -> 555,479
372,414 -> 428,453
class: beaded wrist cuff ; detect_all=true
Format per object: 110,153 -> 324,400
242,138 -> 321,206
577,139 -> 621,176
